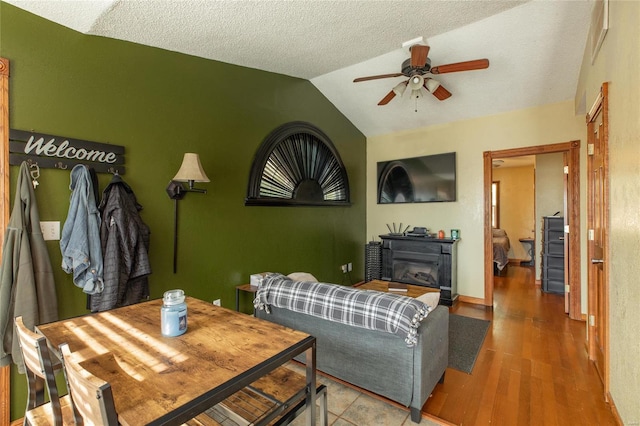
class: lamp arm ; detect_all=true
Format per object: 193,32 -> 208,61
186,179 -> 207,193
185,187 -> 207,194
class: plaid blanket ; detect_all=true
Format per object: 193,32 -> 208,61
254,274 -> 430,347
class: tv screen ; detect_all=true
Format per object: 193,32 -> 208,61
377,152 -> 456,204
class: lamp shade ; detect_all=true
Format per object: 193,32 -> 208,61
392,81 -> 407,97
408,75 -> 424,91
172,153 -> 210,182
424,78 -> 441,94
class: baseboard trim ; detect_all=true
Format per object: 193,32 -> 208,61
457,295 -> 490,306
607,391 -> 624,426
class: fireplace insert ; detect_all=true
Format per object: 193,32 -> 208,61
380,235 -> 458,306
391,252 -> 440,288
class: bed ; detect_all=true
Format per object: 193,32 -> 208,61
493,228 -> 511,276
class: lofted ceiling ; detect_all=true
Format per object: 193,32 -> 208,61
4,0 -> 594,137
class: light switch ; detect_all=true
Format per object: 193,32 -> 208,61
40,221 -> 60,241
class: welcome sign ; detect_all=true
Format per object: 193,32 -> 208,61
9,129 -> 125,174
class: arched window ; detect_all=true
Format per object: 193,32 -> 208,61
245,122 -> 350,206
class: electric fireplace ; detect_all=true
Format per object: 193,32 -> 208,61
380,235 -> 458,306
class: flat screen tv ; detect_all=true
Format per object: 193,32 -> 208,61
377,152 -> 456,204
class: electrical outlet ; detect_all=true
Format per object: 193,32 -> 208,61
347,262 -> 353,272
340,264 -> 348,273
40,221 -> 60,241
213,299 -> 221,306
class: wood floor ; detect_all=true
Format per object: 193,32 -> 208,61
423,264 -> 617,426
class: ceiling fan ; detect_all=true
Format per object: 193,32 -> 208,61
353,44 -> 489,106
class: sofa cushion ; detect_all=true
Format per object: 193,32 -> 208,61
255,274 -> 430,347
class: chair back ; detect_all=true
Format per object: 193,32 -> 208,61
59,343 -> 119,426
14,316 -> 64,424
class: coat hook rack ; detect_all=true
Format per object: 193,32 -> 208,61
9,129 -> 127,175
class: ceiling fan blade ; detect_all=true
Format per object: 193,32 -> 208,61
410,45 -> 430,68
430,59 -> 489,74
353,73 -> 404,82
378,90 -> 397,106
431,84 -> 452,100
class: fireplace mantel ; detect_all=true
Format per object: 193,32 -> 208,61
380,235 -> 458,306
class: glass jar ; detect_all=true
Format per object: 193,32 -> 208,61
161,289 -> 187,337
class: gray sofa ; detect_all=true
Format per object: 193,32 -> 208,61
255,277 -> 448,423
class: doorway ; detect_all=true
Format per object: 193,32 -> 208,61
490,156 -> 536,264
483,142 -> 582,320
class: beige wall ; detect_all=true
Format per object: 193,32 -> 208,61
535,153 -> 565,280
492,165 -> 535,260
575,1 -> 640,422
367,100 -> 585,300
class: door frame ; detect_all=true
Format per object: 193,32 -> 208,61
483,141 -> 582,320
1,56 -> 10,426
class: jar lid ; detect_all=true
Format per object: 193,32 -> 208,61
163,289 -> 185,305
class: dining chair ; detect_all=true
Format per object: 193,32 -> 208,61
59,343 -> 220,426
59,343 -> 119,426
13,316 -> 74,426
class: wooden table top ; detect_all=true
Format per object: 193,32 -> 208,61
355,279 -> 438,298
236,283 -> 258,292
37,297 -> 314,426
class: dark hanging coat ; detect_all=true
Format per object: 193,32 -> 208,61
0,162 -> 58,371
90,175 -> 151,312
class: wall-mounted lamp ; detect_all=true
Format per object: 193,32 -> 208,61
166,153 -> 210,273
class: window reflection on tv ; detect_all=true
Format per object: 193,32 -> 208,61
377,152 -> 456,203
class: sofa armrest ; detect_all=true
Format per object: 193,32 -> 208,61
413,305 -> 449,412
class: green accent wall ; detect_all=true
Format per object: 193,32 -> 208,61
0,3 -> 366,420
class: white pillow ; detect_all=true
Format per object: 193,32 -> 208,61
287,272 -> 318,282
415,292 -> 441,310
492,228 -> 507,237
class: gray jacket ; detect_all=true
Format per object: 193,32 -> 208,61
90,175 -> 151,312
0,162 -> 58,371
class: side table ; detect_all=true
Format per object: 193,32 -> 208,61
235,284 -> 258,312
519,238 -> 535,266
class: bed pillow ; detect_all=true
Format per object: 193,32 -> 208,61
492,228 -> 507,237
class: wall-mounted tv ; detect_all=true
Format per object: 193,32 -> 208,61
377,152 -> 456,204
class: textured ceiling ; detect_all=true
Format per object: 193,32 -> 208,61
4,0 -> 594,137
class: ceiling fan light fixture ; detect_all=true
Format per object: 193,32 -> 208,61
352,44 -> 489,108
392,82 -> 407,97
408,75 -> 424,91
425,78 -> 441,93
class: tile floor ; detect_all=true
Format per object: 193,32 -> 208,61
206,362 -> 441,426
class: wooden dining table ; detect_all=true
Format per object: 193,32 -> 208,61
36,297 -> 317,426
